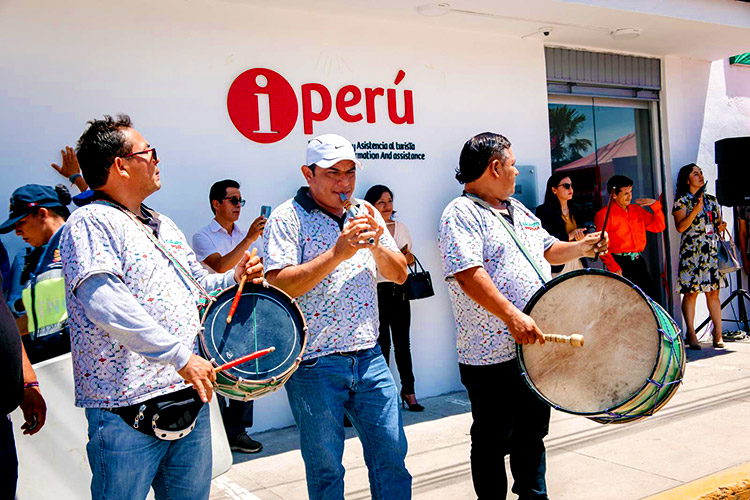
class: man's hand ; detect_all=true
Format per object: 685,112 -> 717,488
579,231 -> 609,258
177,354 -> 216,403
506,310 -> 545,345
50,146 -> 81,178
20,385 -> 47,435
634,198 -> 657,207
234,249 -> 264,284
333,210 -> 380,260
247,216 -> 267,243
568,228 -> 586,241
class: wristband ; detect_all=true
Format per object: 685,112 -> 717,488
23,381 -> 39,389
69,173 -> 82,184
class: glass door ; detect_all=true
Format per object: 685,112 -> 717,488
547,96 -> 667,305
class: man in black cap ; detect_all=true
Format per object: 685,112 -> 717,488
1,184 -> 73,363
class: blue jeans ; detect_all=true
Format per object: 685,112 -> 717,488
85,402 -> 212,500
459,360 -> 550,500
285,346 -> 412,500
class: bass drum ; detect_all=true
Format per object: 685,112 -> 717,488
518,269 -> 685,424
199,282 -> 307,401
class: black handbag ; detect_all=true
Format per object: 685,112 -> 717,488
403,255 -> 435,300
110,387 -> 205,441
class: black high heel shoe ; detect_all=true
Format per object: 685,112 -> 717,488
400,393 -> 424,412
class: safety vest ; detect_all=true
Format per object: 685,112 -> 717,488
20,228 -> 68,340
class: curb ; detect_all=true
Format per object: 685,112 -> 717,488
643,462 -> 750,500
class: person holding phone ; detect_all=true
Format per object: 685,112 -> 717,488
191,179 -> 267,454
535,172 -> 589,277
672,163 -> 726,350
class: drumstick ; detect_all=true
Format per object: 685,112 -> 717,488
340,193 -> 376,245
592,187 -> 615,262
226,248 -> 258,324
542,333 -> 584,347
213,346 -> 276,373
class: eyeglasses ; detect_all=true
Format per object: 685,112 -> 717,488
122,147 -> 158,163
223,196 -> 246,207
557,182 -> 572,189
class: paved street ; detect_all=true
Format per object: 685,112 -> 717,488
211,338 -> 750,500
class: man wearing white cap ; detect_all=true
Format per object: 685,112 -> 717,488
264,134 -> 412,499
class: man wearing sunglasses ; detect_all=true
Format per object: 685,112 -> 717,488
191,179 -> 266,454
59,115 -> 263,500
192,179 -> 266,273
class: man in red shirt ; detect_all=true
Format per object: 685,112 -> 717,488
595,175 -> 665,299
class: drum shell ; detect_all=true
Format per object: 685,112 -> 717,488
518,269 -> 685,424
199,282 -> 307,401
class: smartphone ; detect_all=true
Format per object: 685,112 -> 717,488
696,183 -> 706,198
260,205 -> 272,218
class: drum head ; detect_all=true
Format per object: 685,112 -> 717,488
520,270 -> 659,414
201,284 -> 306,382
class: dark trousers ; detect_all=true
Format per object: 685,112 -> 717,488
0,416 -> 18,500
459,360 -> 550,500
218,396 -> 253,441
377,283 -> 415,395
613,254 -> 658,300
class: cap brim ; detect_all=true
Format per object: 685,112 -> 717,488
0,214 -> 25,234
315,156 -> 363,169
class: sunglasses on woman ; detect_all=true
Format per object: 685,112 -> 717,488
557,182 -> 572,189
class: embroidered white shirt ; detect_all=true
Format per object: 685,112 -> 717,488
438,196 -> 557,365
264,188 -> 400,359
60,203 -> 233,408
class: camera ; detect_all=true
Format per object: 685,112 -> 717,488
540,26 -> 553,37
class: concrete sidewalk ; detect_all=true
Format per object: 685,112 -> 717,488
210,338 -> 750,500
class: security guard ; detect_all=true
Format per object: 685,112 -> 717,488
1,184 -> 72,363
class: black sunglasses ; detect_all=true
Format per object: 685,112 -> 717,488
122,147 -> 158,163
223,196 -> 246,207
557,182 -> 572,189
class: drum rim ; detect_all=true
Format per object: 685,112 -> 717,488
517,268 -> 669,418
199,281 -> 308,385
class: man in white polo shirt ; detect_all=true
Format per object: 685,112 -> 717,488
192,179 -> 266,454
264,134 -> 412,500
192,179 -> 266,271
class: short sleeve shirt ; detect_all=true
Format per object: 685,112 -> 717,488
438,195 -> 557,365
264,187 -> 400,360
192,219 -> 263,263
60,203 -> 209,408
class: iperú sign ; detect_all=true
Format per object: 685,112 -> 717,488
227,68 -> 415,144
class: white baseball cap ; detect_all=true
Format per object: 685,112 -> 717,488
305,134 -> 362,169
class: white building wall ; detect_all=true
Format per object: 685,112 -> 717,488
0,0 -> 553,431
661,55 -> 750,336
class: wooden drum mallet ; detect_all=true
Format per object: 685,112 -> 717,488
542,334 -> 584,347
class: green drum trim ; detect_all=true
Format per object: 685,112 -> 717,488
591,301 -> 685,424
518,268 -> 686,424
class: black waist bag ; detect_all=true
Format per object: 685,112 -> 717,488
111,387 -> 205,441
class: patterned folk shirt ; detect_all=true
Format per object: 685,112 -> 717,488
60,202 -> 232,408
438,195 -> 558,366
264,187 -> 400,360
